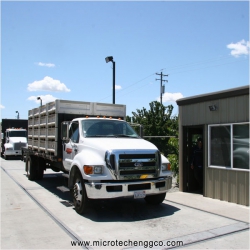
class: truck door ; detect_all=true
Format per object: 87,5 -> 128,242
63,121 -> 80,171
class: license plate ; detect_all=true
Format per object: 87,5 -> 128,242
134,191 -> 146,199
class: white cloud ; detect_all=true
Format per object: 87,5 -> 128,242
0,104 -> 5,109
36,62 -> 55,67
115,85 -> 122,90
157,92 -> 184,103
27,76 -> 70,92
27,95 -> 57,105
227,40 -> 250,57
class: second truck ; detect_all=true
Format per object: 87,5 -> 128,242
22,100 -> 172,214
1,119 -> 28,160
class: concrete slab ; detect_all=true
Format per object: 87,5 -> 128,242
1,167 -> 83,249
166,191 -> 249,223
1,159 -> 249,249
182,230 -> 250,249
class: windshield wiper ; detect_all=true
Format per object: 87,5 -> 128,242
86,135 -> 118,138
86,134 -> 139,138
114,134 -> 139,138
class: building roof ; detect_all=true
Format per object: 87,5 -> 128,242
176,85 -> 249,106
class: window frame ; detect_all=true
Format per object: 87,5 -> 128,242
208,122 -> 249,171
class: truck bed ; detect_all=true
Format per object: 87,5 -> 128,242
27,100 -> 126,160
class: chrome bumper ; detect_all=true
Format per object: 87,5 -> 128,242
85,176 -> 172,199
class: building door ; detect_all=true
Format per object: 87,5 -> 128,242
183,126 -> 204,194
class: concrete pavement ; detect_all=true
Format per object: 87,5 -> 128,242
1,167 -> 83,249
1,162 -> 249,249
165,191 -> 249,249
166,190 -> 249,223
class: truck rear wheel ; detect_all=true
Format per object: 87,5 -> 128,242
71,169 -> 89,214
36,158 -> 45,180
26,155 -> 37,180
25,155 -> 45,181
144,192 -> 166,205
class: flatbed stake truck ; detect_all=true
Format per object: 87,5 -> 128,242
22,100 -> 172,214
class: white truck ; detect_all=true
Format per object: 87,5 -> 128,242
1,119 -> 28,160
23,100 -> 172,214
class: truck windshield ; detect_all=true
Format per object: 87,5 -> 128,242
82,119 -> 139,138
9,131 -> 27,137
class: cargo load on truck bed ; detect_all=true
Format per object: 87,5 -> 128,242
26,99 -> 126,161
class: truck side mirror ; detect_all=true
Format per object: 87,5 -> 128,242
61,122 -> 70,142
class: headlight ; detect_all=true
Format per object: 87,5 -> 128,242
6,147 -> 13,150
83,165 -> 103,175
161,163 -> 171,171
94,166 -> 103,174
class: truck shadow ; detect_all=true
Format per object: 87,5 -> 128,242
35,172 -> 180,222
86,198 -> 180,222
1,156 -> 22,160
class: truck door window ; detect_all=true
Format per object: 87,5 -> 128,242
69,122 -> 79,143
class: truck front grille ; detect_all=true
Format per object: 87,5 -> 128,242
13,142 -> 27,150
119,153 -> 159,179
105,149 -> 161,180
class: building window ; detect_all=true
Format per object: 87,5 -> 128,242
233,123 -> 249,169
209,123 -> 249,170
210,125 -> 231,167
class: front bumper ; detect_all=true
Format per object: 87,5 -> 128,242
5,150 -> 22,156
85,176 -> 172,199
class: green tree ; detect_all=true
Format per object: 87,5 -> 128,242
126,101 -> 179,182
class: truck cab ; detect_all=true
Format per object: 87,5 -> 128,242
62,117 -> 172,214
4,128 -> 28,159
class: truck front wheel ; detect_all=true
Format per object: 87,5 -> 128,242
144,192 -> 166,205
71,170 -> 89,214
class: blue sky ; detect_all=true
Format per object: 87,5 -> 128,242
1,1 -> 249,120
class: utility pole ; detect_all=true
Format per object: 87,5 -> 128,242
156,72 -> 168,104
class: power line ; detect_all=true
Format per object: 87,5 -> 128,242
160,54 -> 239,72
98,56 -> 247,102
168,58 -> 248,75
97,73 -> 155,102
128,58 -> 247,97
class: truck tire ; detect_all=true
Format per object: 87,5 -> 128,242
144,192 -> 166,205
4,154 -> 8,160
36,158 -> 45,180
71,169 -> 89,214
26,155 -> 39,181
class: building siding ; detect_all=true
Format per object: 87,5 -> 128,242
178,87 -> 249,206
179,94 -> 249,126
205,168 -> 249,206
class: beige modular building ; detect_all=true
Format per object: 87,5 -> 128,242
176,85 -> 249,206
